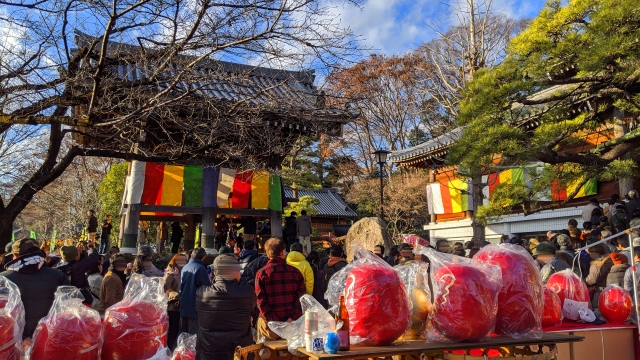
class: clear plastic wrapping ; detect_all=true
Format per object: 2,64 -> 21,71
102,274 -> 169,360
171,333 -> 197,360
394,261 -> 431,339
268,294 -> 337,355
545,270 -> 590,321
325,245 -> 412,346
541,287 -> 563,328
416,246 -> 501,343
474,244 -> 543,339
401,234 -> 429,247
0,276 -> 25,360
598,284 -> 632,324
29,286 -> 102,359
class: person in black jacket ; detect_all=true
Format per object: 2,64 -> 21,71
323,245 -> 347,295
86,210 -> 98,247
171,222 -> 184,253
0,238 -> 69,338
196,255 -> 255,360
99,215 -> 112,254
238,240 -> 259,274
57,245 -> 100,305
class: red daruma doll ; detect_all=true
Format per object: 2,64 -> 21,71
102,274 -> 169,360
29,286 -> 102,359
546,270 -> 589,321
475,244 -> 544,338
599,284 -> 632,324
0,276 -> 25,360
541,287 -> 563,328
418,247 -> 501,342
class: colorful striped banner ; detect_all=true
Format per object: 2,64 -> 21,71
269,175 -> 283,211
184,165 -> 203,207
552,178 -> 598,201
251,171 -> 270,209
123,162 -> 284,211
218,168 -> 236,207
160,165 -> 184,206
202,166 -> 220,207
426,181 -> 472,215
231,171 -> 253,208
141,162 -> 164,205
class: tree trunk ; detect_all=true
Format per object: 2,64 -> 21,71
471,174 -> 486,243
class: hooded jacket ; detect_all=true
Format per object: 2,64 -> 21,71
607,263 -> 630,287
0,252 -> 69,337
323,257 -> 347,293
238,249 -> 259,272
196,278 -> 256,360
296,215 -> 313,236
286,251 -> 314,294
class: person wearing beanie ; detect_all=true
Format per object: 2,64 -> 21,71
99,254 -> 127,313
607,253 -> 630,287
0,242 -> 14,270
557,234 -> 577,260
0,238 -> 69,338
196,255 -> 255,359
535,242 -> 570,284
57,244 -> 100,305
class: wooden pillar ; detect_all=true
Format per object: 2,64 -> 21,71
270,211 -> 283,238
184,214 -> 196,251
121,203 -> 140,255
202,207 -> 217,253
429,170 -> 437,224
155,221 -> 168,254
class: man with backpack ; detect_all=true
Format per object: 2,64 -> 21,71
57,244 -> 100,305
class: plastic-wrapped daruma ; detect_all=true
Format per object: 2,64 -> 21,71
0,314 -> 19,360
345,263 -> 411,345
475,244 -> 543,339
599,285 -> 632,324
0,276 -> 25,360
30,310 -> 102,359
541,287 -> 563,328
417,246 -> 501,343
546,270 -> 589,320
102,275 -> 169,360
171,333 -> 197,360
102,300 -> 168,360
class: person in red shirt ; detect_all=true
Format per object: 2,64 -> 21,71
255,237 -> 305,340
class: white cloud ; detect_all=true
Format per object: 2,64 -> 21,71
330,0 -> 438,55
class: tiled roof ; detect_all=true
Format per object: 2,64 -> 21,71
284,188 -> 358,218
388,127 -> 464,163
73,32 -> 358,120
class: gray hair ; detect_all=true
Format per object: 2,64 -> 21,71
191,247 -> 207,259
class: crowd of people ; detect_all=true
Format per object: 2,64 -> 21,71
3,193 -> 640,358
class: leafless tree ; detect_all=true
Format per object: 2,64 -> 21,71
0,0 -> 366,247
411,0 -> 527,240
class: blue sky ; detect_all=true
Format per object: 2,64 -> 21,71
336,0 -> 546,55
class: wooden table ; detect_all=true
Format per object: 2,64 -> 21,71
287,333 -> 584,360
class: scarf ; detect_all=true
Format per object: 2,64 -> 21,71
5,252 -> 45,274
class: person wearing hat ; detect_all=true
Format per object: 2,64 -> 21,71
196,255 -> 255,359
218,246 -> 234,256
0,238 -> 69,338
535,242 -> 570,284
99,254 -> 128,313
56,243 -> 100,305
607,253 -> 630,287
610,203 -> 630,234
0,242 -> 14,270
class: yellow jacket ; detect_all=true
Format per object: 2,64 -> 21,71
286,251 -> 314,294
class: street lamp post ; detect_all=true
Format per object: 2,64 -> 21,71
372,149 -> 391,220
